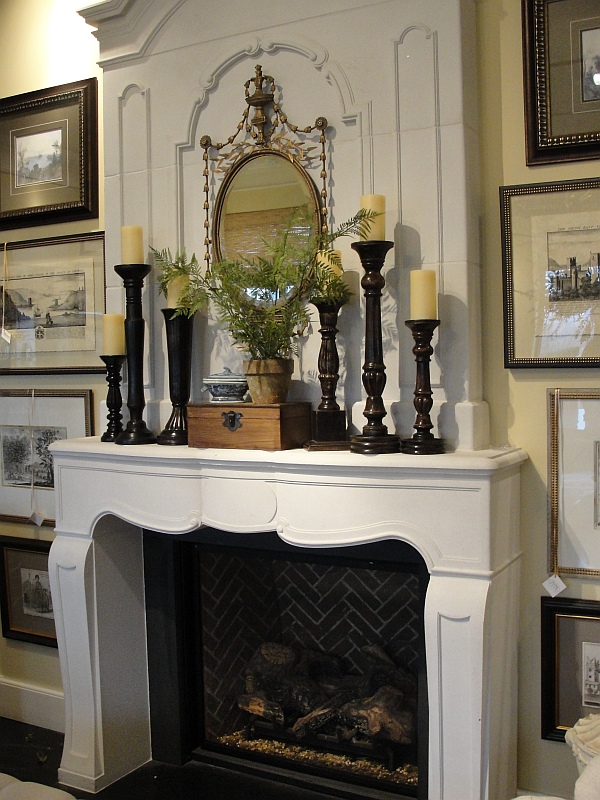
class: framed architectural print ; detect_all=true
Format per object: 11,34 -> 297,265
0,389 -> 93,526
523,0 -> 600,164
501,178 -> 600,368
0,232 -> 105,374
0,78 -> 98,229
541,596 -> 600,740
0,537 -> 56,647
547,388 -> 600,578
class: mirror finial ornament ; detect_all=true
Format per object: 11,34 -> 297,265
201,64 -> 329,270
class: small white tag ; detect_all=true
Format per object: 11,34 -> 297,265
1,328 -> 10,343
27,511 -> 45,527
543,574 -> 567,597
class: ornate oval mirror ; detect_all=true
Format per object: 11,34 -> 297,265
213,150 -> 321,264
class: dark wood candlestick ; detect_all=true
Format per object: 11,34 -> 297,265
305,300 -> 348,450
100,355 -> 125,442
350,240 -> 400,455
401,319 -> 445,455
157,309 -> 194,446
114,263 -> 156,445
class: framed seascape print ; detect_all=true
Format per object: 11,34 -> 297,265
501,178 -> 600,368
541,596 -> 600,740
0,389 -> 93,526
547,388 -> 600,578
0,78 -> 98,229
0,537 -> 56,647
523,0 -> 600,164
0,232 -> 105,374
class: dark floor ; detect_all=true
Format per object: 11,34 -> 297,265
0,717 -> 356,800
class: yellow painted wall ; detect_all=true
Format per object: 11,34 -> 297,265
478,0 -> 600,795
0,0 -> 104,704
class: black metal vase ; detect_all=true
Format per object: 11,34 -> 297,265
157,308 -> 194,445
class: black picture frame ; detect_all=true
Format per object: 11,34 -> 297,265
501,177 -> 600,367
0,78 -> 98,230
523,0 -> 600,164
541,596 -> 600,740
0,536 -> 56,647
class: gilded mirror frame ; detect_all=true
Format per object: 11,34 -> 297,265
200,64 -> 329,271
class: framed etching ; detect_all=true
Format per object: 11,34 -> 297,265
523,0 -> 600,164
541,596 -> 600,740
501,178 -> 600,368
0,537 -> 56,647
547,388 -> 600,578
0,232 -> 105,374
0,78 -> 98,229
0,389 -> 93,526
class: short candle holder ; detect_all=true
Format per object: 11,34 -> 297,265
157,308 -> 194,446
401,319 -> 445,455
100,355 -> 125,442
114,263 -> 156,445
350,240 -> 400,455
304,300 -> 348,451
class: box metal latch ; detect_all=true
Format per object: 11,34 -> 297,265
221,410 -> 243,432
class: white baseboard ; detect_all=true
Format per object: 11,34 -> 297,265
0,676 -> 64,733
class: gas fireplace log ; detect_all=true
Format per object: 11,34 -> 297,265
340,685 -> 416,745
238,693 -> 285,726
360,645 -> 417,695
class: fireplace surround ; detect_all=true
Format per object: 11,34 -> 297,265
48,438 -> 525,799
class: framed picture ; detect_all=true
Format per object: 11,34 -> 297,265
541,596 -> 600,740
501,178 -> 600,368
0,389 -> 93,526
0,78 -> 98,229
523,0 -> 600,164
0,232 -> 105,374
547,388 -> 600,578
0,537 -> 56,647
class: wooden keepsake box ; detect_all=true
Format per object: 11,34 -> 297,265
187,402 -> 311,451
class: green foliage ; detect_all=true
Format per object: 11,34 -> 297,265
152,207 -> 379,358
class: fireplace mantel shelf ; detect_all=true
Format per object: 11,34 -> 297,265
48,437 -> 526,798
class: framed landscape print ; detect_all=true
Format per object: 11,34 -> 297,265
0,232 -> 105,374
523,0 -> 600,164
501,178 -> 600,367
541,596 -> 600,740
547,388 -> 600,578
0,389 -> 93,526
0,537 -> 56,647
0,78 -> 98,229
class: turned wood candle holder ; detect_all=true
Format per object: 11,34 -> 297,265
401,319 -> 445,455
100,355 -> 125,442
350,240 -> 400,455
114,263 -> 156,445
304,300 -> 348,451
157,309 -> 194,446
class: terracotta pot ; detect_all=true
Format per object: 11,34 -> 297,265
243,358 -> 294,404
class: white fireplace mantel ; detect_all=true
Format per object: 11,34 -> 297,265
48,438 -> 525,798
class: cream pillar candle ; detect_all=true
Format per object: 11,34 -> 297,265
318,249 -> 343,276
410,270 -> 437,319
360,194 -> 386,240
166,275 -> 190,307
121,226 -> 144,263
102,314 -> 126,355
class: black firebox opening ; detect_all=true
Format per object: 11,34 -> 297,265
143,528 -> 429,800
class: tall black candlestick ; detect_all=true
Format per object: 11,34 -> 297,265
350,240 -> 400,455
100,355 -> 125,442
401,319 -> 445,454
114,263 -> 156,445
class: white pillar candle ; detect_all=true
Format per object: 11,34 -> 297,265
102,314 -> 126,355
410,270 -> 437,320
360,194 -> 386,240
166,275 -> 190,307
121,226 -> 144,264
317,249 -> 343,276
